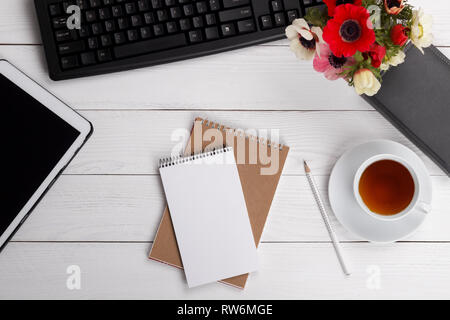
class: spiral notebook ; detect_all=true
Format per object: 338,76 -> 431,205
159,147 -> 258,288
150,117 -> 289,289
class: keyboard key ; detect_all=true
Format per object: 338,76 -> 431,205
97,48 -> 113,61
131,15 -> 143,27
114,32 -> 127,44
144,12 -> 155,24
183,4 -> 194,16
151,0 -> 163,9
58,40 -> 86,54
112,5 -> 124,17
196,1 -> 208,14
101,34 -> 113,46
90,0 -> 102,7
166,21 -> 178,33
205,26 -> 219,40
222,0 -> 249,9
205,13 -> 216,25
219,7 -> 252,23
287,10 -> 298,23
237,19 -> 255,33
88,37 -> 99,49
49,4 -> 62,16
153,24 -> 165,36
170,7 -> 182,19
165,0 -> 176,6
114,33 -> 187,58
99,7 -> 111,20
127,29 -> 139,41
192,16 -> 203,28
62,1 -> 74,12
188,30 -> 203,43
138,0 -> 150,11
76,0 -> 89,10
91,22 -> 104,35
260,15 -> 272,29
140,26 -> 152,39
61,55 -> 79,69
117,17 -> 129,29
79,25 -> 90,37
86,10 -> 97,22
274,12 -> 286,26
220,23 -> 235,36
209,0 -> 220,11
55,29 -> 78,42
125,2 -> 137,14
80,52 -> 96,65
157,9 -> 169,22
179,18 -> 191,31
271,0 -> 283,12
52,17 -> 67,29
105,20 -> 116,32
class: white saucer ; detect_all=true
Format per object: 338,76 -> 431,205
328,140 -> 432,243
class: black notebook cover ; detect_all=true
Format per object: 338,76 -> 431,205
363,44 -> 450,176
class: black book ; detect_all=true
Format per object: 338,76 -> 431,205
363,44 -> 450,176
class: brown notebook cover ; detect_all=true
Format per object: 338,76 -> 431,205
149,117 -> 289,289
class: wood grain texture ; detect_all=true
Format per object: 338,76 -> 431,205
0,45 -> 449,111
11,175 -> 450,242
62,110 -> 446,175
1,242 -> 450,299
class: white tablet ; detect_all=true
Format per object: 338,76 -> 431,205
1,60 -> 93,251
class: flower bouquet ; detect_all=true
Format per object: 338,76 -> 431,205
285,0 -> 433,96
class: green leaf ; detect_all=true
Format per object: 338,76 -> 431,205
354,51 -> 364,63
304,7 -> 329,28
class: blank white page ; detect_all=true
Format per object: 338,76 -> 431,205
159,148 -> 258,288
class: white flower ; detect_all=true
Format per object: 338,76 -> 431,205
410,8 -> 433,54
380,50 -> 406,71
353,69 -> 381,96
285,18 -> 323,60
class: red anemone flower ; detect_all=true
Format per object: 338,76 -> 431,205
323,0 -> 363,17
384,0 -> 405,15
323,4 -> 376,57
391,24 -> 409,46
367,43 -> 386,68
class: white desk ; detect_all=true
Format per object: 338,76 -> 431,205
1,0 -> 449,299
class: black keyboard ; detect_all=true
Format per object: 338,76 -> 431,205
35,0 -> 325,80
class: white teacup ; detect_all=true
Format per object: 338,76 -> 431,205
353,154 -> 431,221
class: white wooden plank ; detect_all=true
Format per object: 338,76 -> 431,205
1,45 -> 449,111
62,110 -> 446,176
1,242 -> 450,299
0,45 -> 369,111
0,0 -> 41,44
12,175 -> 450,242
0,0 -> 448,45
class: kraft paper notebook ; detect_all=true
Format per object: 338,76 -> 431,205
159,147 -> 258,288
150,117 -> 289,289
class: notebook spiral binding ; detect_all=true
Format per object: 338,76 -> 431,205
198,118 -> 285,151
159,146 -> 233,168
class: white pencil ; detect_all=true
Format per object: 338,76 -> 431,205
303,160 -> 351,276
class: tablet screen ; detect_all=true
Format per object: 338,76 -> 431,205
3,73 -> 80,237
